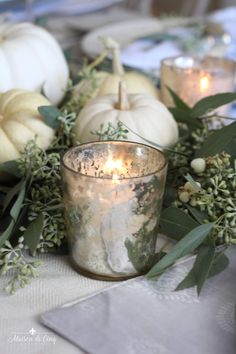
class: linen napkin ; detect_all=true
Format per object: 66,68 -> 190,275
41,247 -> 236,354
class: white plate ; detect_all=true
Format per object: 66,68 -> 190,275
81,17 -> 195,58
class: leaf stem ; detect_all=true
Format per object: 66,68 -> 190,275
201,114 -> 236,121
87,49 -> 109,70
119,120 -> 189,157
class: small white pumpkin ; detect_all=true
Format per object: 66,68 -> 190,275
74,37 -> 158,102
0,22 -> 69,104
0,89 -> 54,164
74,82 -> 178,148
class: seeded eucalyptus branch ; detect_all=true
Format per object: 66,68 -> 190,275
0,106 -> 77,293
147,90 -> 236,293
0,240 -> 41,294
0,75 -> 236,295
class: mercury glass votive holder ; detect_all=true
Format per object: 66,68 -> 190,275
61,141 -> 167,281
160,55 -> 236,115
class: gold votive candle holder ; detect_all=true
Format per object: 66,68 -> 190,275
61,141 -> 167,281
160,55 -> 236,115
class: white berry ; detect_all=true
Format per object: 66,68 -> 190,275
179,191 -> 190,203
190,158 -> 206,174
184,181 -> 201,193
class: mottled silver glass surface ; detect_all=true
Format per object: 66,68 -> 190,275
61,141 -> 167,280
161,55 -> 236,115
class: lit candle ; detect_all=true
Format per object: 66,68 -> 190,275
61,141 -> 167,280
104,158 -> 124,182
161,56 -> 236,116
199,75 -> 209,93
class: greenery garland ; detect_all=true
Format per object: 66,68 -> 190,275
0,65 -> 236,295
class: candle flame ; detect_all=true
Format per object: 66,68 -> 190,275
200,76 -> 209,93
104,159 -> 123,171
104,159 -> 124,183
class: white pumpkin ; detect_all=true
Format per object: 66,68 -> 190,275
74,82 -> 178,148
73,37 -> 158,103
0,22 -> 69,104
0,89 -> 54,164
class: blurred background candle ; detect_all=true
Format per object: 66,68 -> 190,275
61,141 -> 167,280
160,55 -> 236,115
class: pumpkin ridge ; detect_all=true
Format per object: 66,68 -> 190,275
2,119 -> 38,153
0,127 -> 20,163
1,123 -> 21,153
21,33 -> 66,68
4,94 -> 50,117
0,47 -> 14,91
0,90 -> 26,115
7,116 -> 36,134
16,36 -> 46,80
5,23 -> 61,53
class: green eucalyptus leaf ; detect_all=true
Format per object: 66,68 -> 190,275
10,183 -> 26,222
167,87 -> 191,111
2,179 -> 25,214
186,205 -> 208,224
191,92 -> 236,117
175,244 -> 215,295
38,105 -> 62,129
225,137 -> 236,159
196,121 -> 236,157
0,220 -> 14,248
146,222 -> 214,278
0,160 -> 20,177
208,252 -> 229,276
10,205 -> 29,244
163,186 -> 178,207
160,206 -> 199,241
168,107 -> 202,129
0,186 -> 11,194
0,194 -> 5,207
23,213 -> 44,256
175,251 -> 229,291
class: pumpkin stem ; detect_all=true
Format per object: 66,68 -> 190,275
101,36 -> 124,76
116,82 -> 130,110
112,47 -> 125,76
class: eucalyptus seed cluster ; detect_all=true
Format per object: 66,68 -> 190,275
63,67 -> 100,113
191,126 -> 209,151
21,143 -> 66,252
18,140 -> 61,181
175,153 -> 236,244
50,110 -> 77,148
27,184 -> 65,253
91,121 -> 129,141
168,126 -> 209,172
0,240 -> 41,294
168,140 -> 191,169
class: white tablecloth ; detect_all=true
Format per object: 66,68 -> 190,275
0,254 -> 111,354
1,248 -> 236,354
